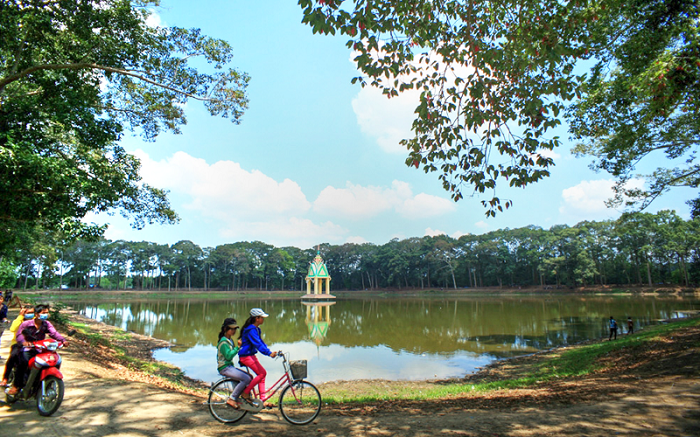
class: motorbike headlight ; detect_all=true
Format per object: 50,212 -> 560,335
46,341 -> 59,351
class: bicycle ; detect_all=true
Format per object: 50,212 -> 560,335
207,351 -> 321,425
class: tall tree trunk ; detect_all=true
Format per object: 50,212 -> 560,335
635,254 -> 642,284
23,264 -> 31,290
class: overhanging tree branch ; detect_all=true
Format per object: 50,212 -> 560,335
0,63 -> 213,101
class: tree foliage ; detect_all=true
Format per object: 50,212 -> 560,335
299,0 -> 595,215
299,0 -> 699,215
569,0 -> 700,212
0,0 -> 249,255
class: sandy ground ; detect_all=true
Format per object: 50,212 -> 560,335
0,315 -> 699,437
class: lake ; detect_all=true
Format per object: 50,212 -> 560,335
72,294 -> 699,385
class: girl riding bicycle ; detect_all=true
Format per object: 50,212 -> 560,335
216,318 -> 251,409
238,308 -> 277,407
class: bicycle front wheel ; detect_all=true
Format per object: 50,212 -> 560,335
279,380 -> 322,425
208,379 -> 247,424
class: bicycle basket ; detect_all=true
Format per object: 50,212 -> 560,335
290,360 -> 307,380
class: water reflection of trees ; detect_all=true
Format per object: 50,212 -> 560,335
74,297 -> 698,357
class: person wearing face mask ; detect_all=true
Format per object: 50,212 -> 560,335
0,304 -> 34,387
6,304 -> 66,396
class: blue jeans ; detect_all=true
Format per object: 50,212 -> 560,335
219,366 -> 252,400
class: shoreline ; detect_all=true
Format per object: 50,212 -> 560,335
51,307 -> 700,403
56,309 -> 211,396
13,285 -> 700,302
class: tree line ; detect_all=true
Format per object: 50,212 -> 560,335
2,210 -> 699,292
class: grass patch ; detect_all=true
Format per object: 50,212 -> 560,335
68,321 -> 111,347
112,331 -> 132,341
320,377 -> 541,404
537,316 -> 700,379
320,317 -> 700,404
61,318 -> 195,391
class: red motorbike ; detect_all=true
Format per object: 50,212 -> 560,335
5,338 -> 65,416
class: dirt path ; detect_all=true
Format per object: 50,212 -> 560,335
1,318 -> 699,436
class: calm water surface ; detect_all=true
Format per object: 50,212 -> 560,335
72,295 -> 699,384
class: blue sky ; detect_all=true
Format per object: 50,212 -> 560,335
88,0 -> 693,249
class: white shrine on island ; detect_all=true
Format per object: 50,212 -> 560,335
302,250 -> 336,301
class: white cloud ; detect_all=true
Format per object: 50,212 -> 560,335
425,228 -> 469,239
134,150 -> 311,220
346,236 -> 368,244
83,151 -> 458,248
350,46 -> 476,154
474,221 -> 489,231
396,192 -> 456,218
559,178 -> 645,218
424,228 -> 446,237
120,150 -> 350,248
313,183 -> 393,219
532,148 -> 561,160
451,230 -> 469,239
351,87 -> 420,154
145,8 -> 163,28
313,180 -> 455,219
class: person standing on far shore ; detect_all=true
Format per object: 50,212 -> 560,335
609,316 -> 618,341
627,317 -> 634,335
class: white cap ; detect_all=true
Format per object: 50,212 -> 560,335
250,308 -> 269,318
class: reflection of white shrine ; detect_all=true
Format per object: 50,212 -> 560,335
304,301 -> 334,347
302,251 -> 335,301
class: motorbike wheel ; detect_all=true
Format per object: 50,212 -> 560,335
36,376 -> 64,416
4,368 -> 17,404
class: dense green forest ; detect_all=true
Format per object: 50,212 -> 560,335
2,210 -> 699,292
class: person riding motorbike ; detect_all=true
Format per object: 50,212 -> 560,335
1,304 -> 35,387
7,304 -> 66,396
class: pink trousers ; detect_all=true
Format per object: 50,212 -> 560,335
239,355 -> 268,399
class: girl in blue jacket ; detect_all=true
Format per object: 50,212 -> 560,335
238,308 -> 277,407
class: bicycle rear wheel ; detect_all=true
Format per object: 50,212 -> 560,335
208,379 -> 247,424
279,380 -> 321,425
